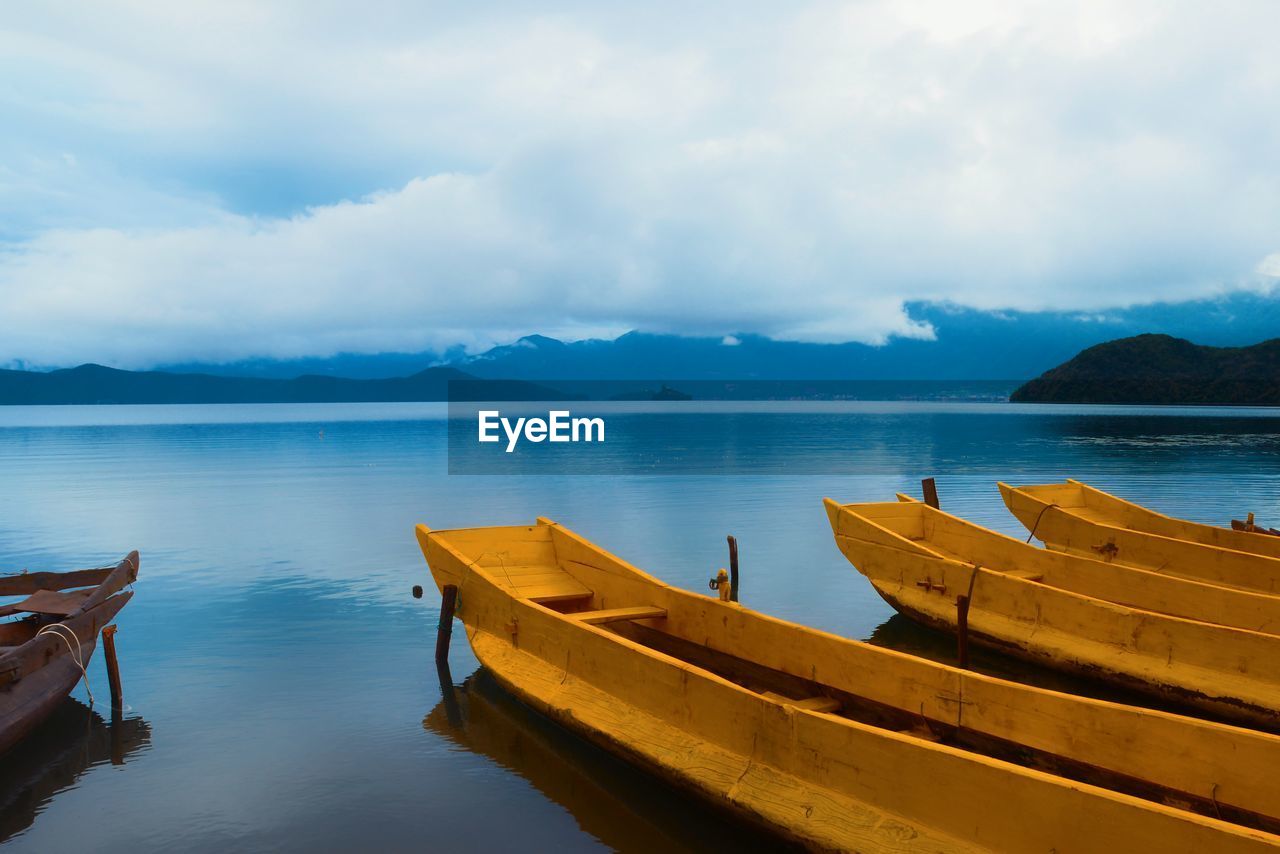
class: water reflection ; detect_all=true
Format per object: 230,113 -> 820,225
0,700 -> 151,843
426,666 -> 795,853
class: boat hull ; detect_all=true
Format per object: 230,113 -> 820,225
0,641 -> 96,757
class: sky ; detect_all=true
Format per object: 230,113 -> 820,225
2,1 -> 1279,368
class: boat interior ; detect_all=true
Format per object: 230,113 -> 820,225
832,500 -> 1051,582
1006,480 -> 1134,526
426,520 -> 1278,833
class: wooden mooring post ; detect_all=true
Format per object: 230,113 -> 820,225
955,595 -> 971,669
922,477 -> 940,509
101,624 -> 124,711
726,535 -> 740,603
436,584 -> 459,666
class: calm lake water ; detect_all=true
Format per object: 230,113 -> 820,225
1,400 -> 1278,851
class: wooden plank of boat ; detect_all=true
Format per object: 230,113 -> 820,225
418,519 -> 1280,851
893,493 -> 1280,635
568,605 -> 667,625
826,498 -> 1280,730
0,567 -> 115,597
0,552 -> 139,756
11,589 -> 94,617
1000,482 -> 1280,593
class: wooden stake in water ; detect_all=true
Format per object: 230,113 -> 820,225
436,584 -> 459,665
101,624 -> 124,711
727,535 -> 740,603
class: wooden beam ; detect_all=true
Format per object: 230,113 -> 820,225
762,691 -> 841,713
569,606 -> 667,625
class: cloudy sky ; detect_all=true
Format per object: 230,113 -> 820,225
3,1 -> 1279,368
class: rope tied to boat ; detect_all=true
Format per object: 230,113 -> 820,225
36,623 -> 94,707
1024,502 -> 1060,544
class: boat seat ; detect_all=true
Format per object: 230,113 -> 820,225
12,589 -> 92,616
761,691 -> 841,713
524,585 -> 593,605
493,567 -> 593,604
569,606 -> 667,625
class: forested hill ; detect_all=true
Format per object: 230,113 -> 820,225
1010,335 -> 1280,405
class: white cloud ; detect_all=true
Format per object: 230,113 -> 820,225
1259,254 -> 1280,279
1,0 -> 1279,366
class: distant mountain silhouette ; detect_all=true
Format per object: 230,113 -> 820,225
146,292 -> 1280,381
0,364 -> 566,405
1011,334 -> 1280,405
158,349 -> 468,380
451,294 -> 1280,380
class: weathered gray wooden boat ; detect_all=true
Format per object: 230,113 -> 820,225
0,552 -> 138,755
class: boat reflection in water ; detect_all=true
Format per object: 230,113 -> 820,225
0,699 -> 151,842
425,663 -> 789,853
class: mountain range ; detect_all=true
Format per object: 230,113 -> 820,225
4,291 -> 1280,404
149,293 -> 1280,381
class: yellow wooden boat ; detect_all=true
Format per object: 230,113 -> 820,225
895,493 -> 1280,634
1007,479 -> 1280,557
825,498 -> 1280,729
1001,480 -> 1280,593
418,518 -> 1280,851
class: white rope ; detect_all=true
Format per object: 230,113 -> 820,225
36,624 -> 93,707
